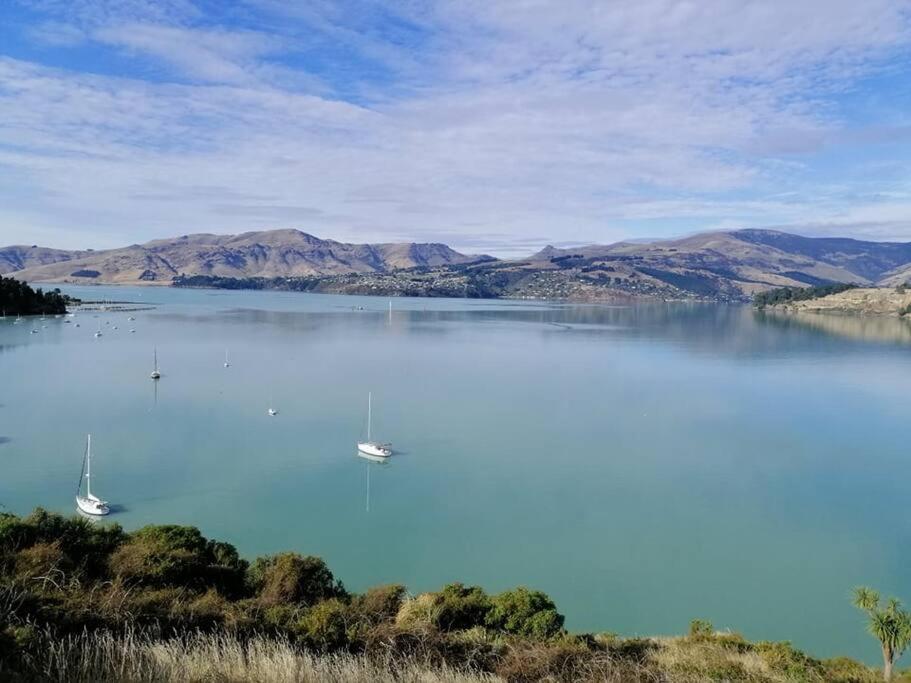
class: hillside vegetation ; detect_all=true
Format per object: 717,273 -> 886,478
0,508 -> 900,682
756,284 -> 911,317
0,276 -> 70,316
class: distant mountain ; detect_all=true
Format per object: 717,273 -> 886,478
4,227 -> 910,301
521,229 -> 911,300
0,230 -> 489,285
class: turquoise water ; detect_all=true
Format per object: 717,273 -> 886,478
1,285 -> 910,663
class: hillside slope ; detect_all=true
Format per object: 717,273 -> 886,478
5,228 -> 910,301
2,230 -> 486,284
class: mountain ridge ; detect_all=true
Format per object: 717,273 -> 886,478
3,228 -> 910,301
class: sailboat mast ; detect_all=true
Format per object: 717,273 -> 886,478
86,434 -> 92,498
367,392 -> 372,441
154,347 -> 158,371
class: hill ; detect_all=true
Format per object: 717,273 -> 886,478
5,228 -> 911,302
0,230 -> 488,285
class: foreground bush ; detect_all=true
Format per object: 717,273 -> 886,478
0,509 -> 900,682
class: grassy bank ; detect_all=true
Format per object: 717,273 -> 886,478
0,509 -> 901,682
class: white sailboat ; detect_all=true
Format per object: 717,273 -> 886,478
357,392 -> 392,457
76,434 -> 110,516
150,347 -> 161,379
224,349 -> 230,368
268,392 -> 278,416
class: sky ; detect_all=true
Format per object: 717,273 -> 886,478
0,1 -> 910,256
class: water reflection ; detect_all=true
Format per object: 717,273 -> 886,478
755,309 -> 911,345
356,452 -> 391,512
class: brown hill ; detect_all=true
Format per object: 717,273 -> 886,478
2,230 -> 486,285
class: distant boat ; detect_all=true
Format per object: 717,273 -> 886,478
94,321 -> 102,338
31,329 -> 38,334
224,350 -> 230,368
129,329 -> 136,333
13,314 -> 21,324
150,348 -> 161,379
357,392 -> 391,457
75,434 -> 110,516
267,391 -> 278,416
128,316 -> 135,321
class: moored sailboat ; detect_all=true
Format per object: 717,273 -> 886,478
76,434 -> 110,516
357,392 -> 392,457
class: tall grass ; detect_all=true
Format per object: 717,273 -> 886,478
12,629 -> 502,683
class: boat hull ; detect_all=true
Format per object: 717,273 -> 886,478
76,496 -> 110,516
358,442 -> 392,458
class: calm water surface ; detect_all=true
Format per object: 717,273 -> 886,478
1,286 -> 909,663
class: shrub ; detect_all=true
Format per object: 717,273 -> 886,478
14,541 -> 70,586
395,592 -> 439,629
689,618 -> 714,639
349,584 -> 407,631
755,640 -> 825,678
486,587 -> 564,638
247,552 -> 346,607
435,583 -> 492,631
1,509 -> 124,582
109,525 -> 209,588
297,598 -> 349,651
822,656 -> 880,683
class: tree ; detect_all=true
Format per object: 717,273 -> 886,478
852,587 -> 911,681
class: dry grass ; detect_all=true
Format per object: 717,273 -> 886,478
13,630 -> 502,683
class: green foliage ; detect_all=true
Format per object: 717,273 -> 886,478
296,598 -> 349,651
434,583 -> 492,632
109,524 -> 245,595
0,507 -> 894,683
754,282 -> 858,308
348,584 -> 406,630
248,552 -> 346,607
689,618 -> 714,639
0,275 -> 71,316
852,587 -> 911,681
486,587 -> 564,638
0,508 -> 125,582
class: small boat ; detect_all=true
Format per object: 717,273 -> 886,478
95,321 -> 102,338
357,392 -> 392,457
150,348 -> 161,379
128,316 -> 135,321
30,329 -> 38,334
129,329 -> 136,333
267,392 -> 278,416
224,350 -> 230,368
75,434 -> 110,516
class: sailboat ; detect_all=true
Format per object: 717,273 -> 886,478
357,392 -> 392,457
75,434 -> 110,516
224,350 -> 230,368
94,321 -> 102,338
267,392 -> 278,416
150,348 -> 161,379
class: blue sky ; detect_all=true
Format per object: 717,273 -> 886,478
1,0 -> 910,255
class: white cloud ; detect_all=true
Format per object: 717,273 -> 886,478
0,0 -> 910,253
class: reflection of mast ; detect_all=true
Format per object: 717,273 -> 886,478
366,462 -> 370,513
